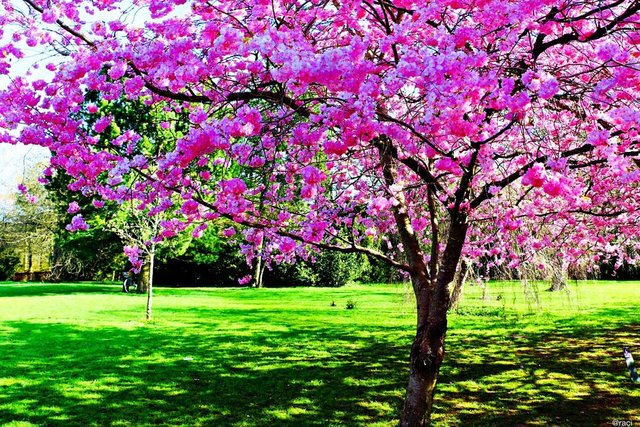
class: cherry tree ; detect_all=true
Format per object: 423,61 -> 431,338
2,0 -> 640,424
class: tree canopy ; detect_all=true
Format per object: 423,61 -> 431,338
2,0 -> 640,424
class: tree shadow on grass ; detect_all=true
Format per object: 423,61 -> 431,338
1,304 -> 639,426
0,319 -> 410,427
436,306 -> 640,426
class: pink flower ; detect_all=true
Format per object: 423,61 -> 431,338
412,217 -> 428,232
222,227 -> 236,237
67,201 -> 81,214
238,275 -> 252,285
538,78 -> 559,100
300,165 -> 325,185
323,140 -> 347,155
93,116 -> 113,133
279,237 -> 296,253
522,163 -> 546,188
87,103 -> 98,114
369,197 -> 391,214
42,9 -> 58,24
66,214 -> 89,232
181,199 -> 199,215
543,178 -> 564,197
108,62 -> 127,80
434,157 -> 462,175
221,178 -> 247,195
189,109 -> 208,125
586,129 -> 610,147
300,185 -> 317,199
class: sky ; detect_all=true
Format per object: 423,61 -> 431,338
0,144 -> 49,211
0,1 -> 143,207
0,1 -> 193,210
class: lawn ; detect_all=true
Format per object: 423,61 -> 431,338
0,281 -> 638,426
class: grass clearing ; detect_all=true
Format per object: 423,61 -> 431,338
0,281 -> 638,426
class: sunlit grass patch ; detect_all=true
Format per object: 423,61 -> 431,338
0,281 -> 638,426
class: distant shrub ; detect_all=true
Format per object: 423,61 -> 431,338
264,250 -> 367,287
345,300 -> 356,310
0,248 -> 20,281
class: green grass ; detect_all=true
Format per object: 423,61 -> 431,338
0,281 -> 638,426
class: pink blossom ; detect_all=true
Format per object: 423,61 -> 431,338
93,116 -> 113,133
181,199 -> 199,215
279,237 -> 296,253
300,165 -> 325,185
434,158 -> 462,175
586,129 -> 610,147
67,201 -> 81,214
66,214 -> 89,232
220,178 -> 247,195
189,108 -> 208,125
369,197 -> 391,214
41,9 -> 58,24
543,178 -> 564,197
323,140 -> 347,155
538,78 -> 559,99
522,163 -> 546,188
108,62 -> 127,80
238,275 -> 252,285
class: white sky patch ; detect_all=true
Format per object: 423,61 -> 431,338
0,1 -> 193,205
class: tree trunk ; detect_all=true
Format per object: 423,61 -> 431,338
146,249 -> 154,320
376,137 -> 469,425
449,261 -> 468,311
400,221 -> 468,427
548,260 -> 567,291
400,286 -> 447,427
138,258 -> 150,293
254,255 -> 265,288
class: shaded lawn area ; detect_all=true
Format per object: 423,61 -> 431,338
0,281 -> 638,426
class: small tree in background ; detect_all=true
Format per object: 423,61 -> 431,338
109,202 -> 163,320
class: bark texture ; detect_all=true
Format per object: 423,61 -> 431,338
138,260 -> 150,293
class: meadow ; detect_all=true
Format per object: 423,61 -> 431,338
0,280 -> 638,426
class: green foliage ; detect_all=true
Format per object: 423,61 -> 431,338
0,281 -> 638,426
51,228 -> 124,281
265,251 -> 368,287
0,247 -> 19,280
155,227 -> 250,287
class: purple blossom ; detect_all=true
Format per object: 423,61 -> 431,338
66,214 -> 89,232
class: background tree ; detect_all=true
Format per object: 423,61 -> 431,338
3,1 -> 640,425
109,201 -> 162,320
1,165 -> 57,281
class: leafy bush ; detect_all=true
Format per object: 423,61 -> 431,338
0,248 -> 20,281
264,251 -> 367,287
